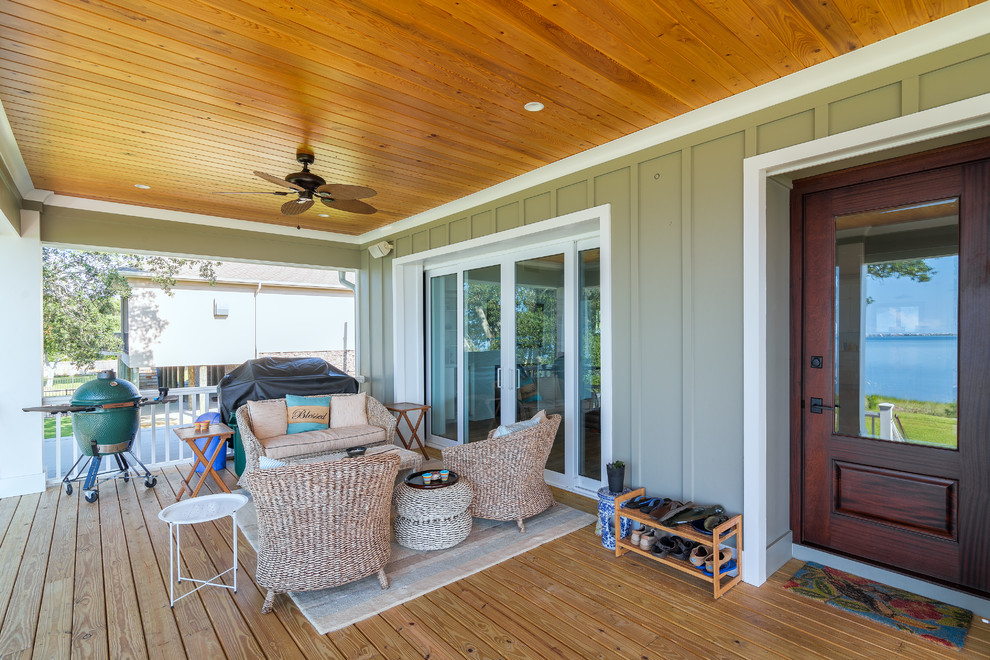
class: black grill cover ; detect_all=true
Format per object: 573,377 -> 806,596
218,357 -> 358,422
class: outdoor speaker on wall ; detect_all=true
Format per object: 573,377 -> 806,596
369,241 -> 394,259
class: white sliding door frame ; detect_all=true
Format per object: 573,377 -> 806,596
394,204 -> 612,496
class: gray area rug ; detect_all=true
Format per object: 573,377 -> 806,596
236,493 -> 595,634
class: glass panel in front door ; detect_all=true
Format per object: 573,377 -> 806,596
515,254 -> 566,473
834,198 -> 959,448
579,248 -> 602,480
429,274 -> 457,441
463,265 -> 502,443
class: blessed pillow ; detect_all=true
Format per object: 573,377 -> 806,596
285,394 -> 331,434
330,393 -> 368,428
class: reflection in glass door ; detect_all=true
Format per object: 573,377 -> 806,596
834,199 -> 958,447
463,265 -> 502,443
429,274 -> 458,440
578,249 -> 601,480
515,255 -> 566,473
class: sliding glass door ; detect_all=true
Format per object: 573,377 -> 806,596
426,239 -> 605,491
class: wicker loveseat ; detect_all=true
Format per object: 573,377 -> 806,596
245,452 -> 400,613
442,413 -> 561,532
236,392 -> 396,484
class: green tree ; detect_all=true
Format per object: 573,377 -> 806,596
867,259 -> 935,283
43,248 -> 218,377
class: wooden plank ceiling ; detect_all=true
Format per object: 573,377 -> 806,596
0,0 -> 980,235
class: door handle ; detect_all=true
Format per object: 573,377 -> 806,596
496,367 -> 502,388
809,397 -> 839,414
516,368 -> 521,390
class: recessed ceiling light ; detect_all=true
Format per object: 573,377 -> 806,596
134,184 -> 150,189
318,214 -> 329,217
524,101 -> 544,112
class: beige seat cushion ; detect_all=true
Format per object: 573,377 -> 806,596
260,424 -> 386,460
246,399 -> 288,440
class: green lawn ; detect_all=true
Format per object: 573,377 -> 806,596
864,395 -> 956,448
43,375 -> 95,396
44,416 -> 74,440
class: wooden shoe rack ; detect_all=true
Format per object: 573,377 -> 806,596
613,488 -> 742,599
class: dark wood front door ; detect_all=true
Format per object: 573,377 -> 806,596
792,140 -> 990,594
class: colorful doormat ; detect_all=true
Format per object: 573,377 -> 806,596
783,561 -> 973,650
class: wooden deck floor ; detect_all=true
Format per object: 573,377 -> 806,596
1,463 -> 988,659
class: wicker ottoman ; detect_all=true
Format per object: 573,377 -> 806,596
393,477 -> 473,550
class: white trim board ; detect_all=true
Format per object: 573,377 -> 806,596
0,7 -> 987,244
741,94 -> 990,594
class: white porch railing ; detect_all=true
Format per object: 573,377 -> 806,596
42,386 -> 229,484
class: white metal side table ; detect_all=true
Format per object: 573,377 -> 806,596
158,492 -> 249,607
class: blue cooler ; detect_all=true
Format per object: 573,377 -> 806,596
194,412 -> 226,473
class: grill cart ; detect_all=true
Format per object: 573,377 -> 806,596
24,370 -> 177,503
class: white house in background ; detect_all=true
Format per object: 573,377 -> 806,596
119,262 -> 356,384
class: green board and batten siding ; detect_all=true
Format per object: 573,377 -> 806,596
358,36 -> 990,548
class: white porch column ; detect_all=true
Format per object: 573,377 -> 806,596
0,209 -> 45,497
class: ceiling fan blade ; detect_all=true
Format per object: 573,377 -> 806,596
315,184 -> 377,200
254,171 -> 305,191
322,198 -> 377,214
281,198 -> 314,216
213,191 -> 291,195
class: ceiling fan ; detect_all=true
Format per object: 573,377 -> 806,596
217,151 -> 377,216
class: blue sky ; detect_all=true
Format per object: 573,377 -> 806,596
863,255 -> 958,335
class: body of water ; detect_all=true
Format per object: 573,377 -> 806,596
864,335 -> 957,403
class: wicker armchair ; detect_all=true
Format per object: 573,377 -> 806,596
442,414 -> 560,533
236,393 -> 396,485
244,452 -> 400,613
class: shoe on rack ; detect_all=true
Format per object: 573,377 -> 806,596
689,545 -> 711,567
621,495 -> 651,509
639,529 -> 656,551
630,528 -> 643,545
704,514 -> 729,531
662,504 -> 725,526
670,537 -> 694,561
644,498 -> 673,519
653,534 -> 677,558
701,558 -> 737,577
658,501 -> 696,523
704,548 -> 734,573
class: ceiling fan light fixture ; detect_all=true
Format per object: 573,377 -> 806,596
524,101 -> 544,112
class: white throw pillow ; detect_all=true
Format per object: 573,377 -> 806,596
330,393 -> 369,428
492,409 -> 547,438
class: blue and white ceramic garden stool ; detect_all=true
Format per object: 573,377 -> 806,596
597,486 -> 632,550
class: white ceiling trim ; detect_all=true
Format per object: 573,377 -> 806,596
40,194 -> 363,244
360,3 -> 990,243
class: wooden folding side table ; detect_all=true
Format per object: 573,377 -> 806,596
384,402 -> 431,459
173,423 -> 234,500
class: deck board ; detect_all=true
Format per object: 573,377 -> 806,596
31,484 -> 77,659
1,465 -> 988,659
0,487 -> 58,658
69,487 -> 107,660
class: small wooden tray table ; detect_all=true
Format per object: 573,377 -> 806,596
173,423 -> 234,500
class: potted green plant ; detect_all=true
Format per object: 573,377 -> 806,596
606,460 -> 625,492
